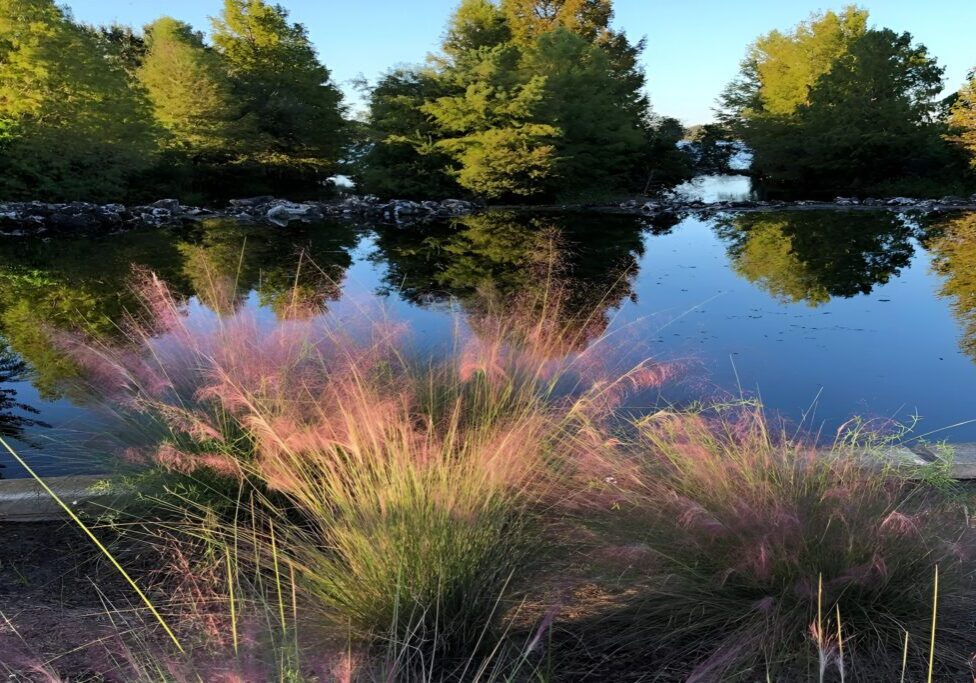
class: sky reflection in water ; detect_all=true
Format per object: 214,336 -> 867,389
2,207 -> 976,476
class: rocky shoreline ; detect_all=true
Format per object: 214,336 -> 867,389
3,194 -> 976,236
625,194 -> 976,219
0,196 -> 480,236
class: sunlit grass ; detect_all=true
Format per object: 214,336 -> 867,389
4,267 -> 975,681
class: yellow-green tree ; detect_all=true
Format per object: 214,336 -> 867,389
0,0 -> 156,200
138,17 -> 249,159
720,7 -> 954,197
949,69 -> 976,168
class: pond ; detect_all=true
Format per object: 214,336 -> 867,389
2,206 -> 976,477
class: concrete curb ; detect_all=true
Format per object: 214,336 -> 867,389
2,443 -> 975,522
0,475 -> 118,522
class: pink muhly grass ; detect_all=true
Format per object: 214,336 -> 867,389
563,406 -> 976,680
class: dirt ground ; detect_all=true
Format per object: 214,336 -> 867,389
0,522 -> 139,681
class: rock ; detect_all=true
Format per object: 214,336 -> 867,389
640,201 -> 660,214
440,199 -> 476,215
939,195 -> 966,205
619,199 -> 640,210
230,196 -> 276,208
834,197 -> 858,205
886,197 -> 916,206
392,200 -> 424,217
266,205 -> 295,226
151,198 -> 181,213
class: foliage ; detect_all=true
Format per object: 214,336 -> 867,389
720,7 -> 961,197
361,0 -> 689,201
352,69 -> 462,199
0,0 -> 156,200
211,0 -> 346,185
138,18 -> 249,159
948,69 -> 976,169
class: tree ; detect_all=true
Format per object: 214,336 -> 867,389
211,0 -> 346,183
0,0 -> 156,200
948,69 -> 976,168
138,17 -> 249,160
362,0 -> 686,201
353,69 -> 462,199
424,43 -> 560,199
720,7 -> 954,197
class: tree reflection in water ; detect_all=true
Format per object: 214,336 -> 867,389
714,210 -> 917,305
372,211 -> 672,356
924,213 -> 976,362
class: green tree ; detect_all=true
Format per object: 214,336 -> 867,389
0,0 -> 156,200
138,17 -> 248,159
720,7 -> 954,197
353,69 -> 462,199
424,43 -> 560,199
211,0 -> 346,184
362,0 -> 685,201
948,69 -> 976,168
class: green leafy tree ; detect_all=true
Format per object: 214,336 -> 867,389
720,7 -> 954,197
0,0 -> 156,200
353,69 -> 462,199
362,0 -> 685,200
424,43 -> 560,199
948,69 -> 976,168
83,23 -> 147,76
211,0 -> 346,183
138,17 -> 249,159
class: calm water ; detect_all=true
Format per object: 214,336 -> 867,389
2,206 -> 976,477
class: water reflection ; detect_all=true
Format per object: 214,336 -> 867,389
175,219 -> 361,318
372,212 -> 652,352
714,211 -> 916,305
924,214 -> 976,362
0,339 -> 50,477
0,219 -> 362,401
4,209 -> 976,474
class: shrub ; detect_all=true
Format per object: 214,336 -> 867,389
566,409 -> 976,681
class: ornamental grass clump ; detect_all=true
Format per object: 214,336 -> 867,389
64,268 -> 674,668
569,408 -> 976,681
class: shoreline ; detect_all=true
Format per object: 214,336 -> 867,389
3,194 -> 976,236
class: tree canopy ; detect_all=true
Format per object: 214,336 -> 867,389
211,0 -> 346,179
949,69 -> 976,169
720,7 -> 962,197
138,17 -> 248,157
0,0 -> 156,200
357,0 -> 689,201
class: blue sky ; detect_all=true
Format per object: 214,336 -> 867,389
63,1 -> 975,124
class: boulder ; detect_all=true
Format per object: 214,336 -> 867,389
151,198 -> 181,213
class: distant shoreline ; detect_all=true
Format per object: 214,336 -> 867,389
3,194 -> 976,237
